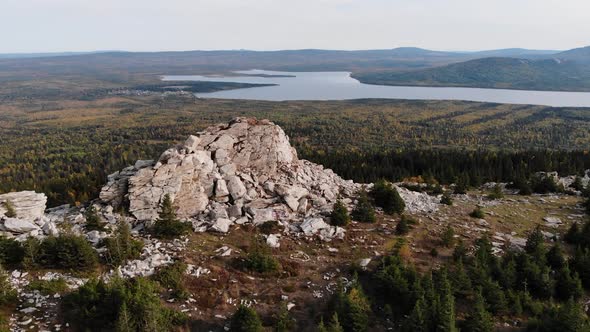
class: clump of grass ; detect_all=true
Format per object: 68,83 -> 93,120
28,278 -> 68,295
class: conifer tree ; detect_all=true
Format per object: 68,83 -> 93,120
84,204 -> 105,232
230,305 -> 263,332
370,179 -> 405,215
435,270 -> 457,332
152,194 -> 190,239
330,199 -> 350,226
327,313 -> 344,332
405,296 -> 427,332
352,189 -> 376,223
463,289 -> 494,332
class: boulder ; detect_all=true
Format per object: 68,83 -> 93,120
210,218 -> 232,233
300,217 -> 330,236
2,218 -> 40,233
0,191 -> 47,221
227,175 -> 247,200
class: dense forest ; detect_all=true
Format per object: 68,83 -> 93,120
2,97 -> 590,206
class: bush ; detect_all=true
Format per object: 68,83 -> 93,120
370,179 -> 405,215
352,189 -> 376,223
230,305 -> 263,332
243,238 -> 280,274
152,194 -> 191,239
330,199 -> 350,226
103,220 -> 143,267
153,261 -> 189,300
440,192 -> 453,205
0,264 -> 17,305
259,220 -> 280,235
62,276 -> 187,331
30,235 -> 98,270
1,200 -> 16,218
0,237 -> 25,267
441,226 -> 455,248
27,278 -> 68,295
84,205 -> 106,232
469,207 -> 485,219
396,214 -> 415,235
531,175 -> 559,194
487,184 -> 504,200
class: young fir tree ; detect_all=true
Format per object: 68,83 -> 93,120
463,289 -> 494,332
469,206 -> 485,219
230,305 -> 263,332
435,271 -> 457,332
152,194 -> 190,239
352,189 -> 376,223
441,226 -> 455,248
327,313 -> 344,332
84,205 -> 105,232
370,179 -> 405,215
330,199 -> 350,226
405,296 -> 427,332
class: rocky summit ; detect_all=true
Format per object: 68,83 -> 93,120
100,117 -> 361,234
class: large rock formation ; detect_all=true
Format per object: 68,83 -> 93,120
0,191 -> 47,221
100,118 -> 360,228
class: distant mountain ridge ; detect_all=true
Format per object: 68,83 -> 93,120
0,45 -> 588,92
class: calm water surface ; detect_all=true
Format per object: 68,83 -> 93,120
162,70 -> 590,107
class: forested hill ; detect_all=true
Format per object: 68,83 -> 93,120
353,56 -> 590,92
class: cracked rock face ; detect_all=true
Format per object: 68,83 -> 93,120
101,117 -> 360,224
0,191 -> 47,221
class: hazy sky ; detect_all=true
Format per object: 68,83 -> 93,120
2,0 -> 589,53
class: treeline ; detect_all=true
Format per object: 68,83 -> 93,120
302,148 -> 590,186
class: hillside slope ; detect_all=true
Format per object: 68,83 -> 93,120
354,56 -> 590,91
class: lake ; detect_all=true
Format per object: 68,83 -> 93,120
162,70 -> 590,107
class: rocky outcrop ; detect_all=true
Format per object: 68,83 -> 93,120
100,118 -> 361,236
0,191 -> 47,221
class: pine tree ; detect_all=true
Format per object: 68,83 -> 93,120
330,199 -> 350,226
487,184 -> 504,200
152,194 -> 190,239
230,305 -> 263,332
352,189 -> 376,223
463,289 -> 494,332
274,303 -> 294,332
554,265 -> 584,301
525,225 -> 546,260
115,302 -> 133,332
0,263 -> 17,305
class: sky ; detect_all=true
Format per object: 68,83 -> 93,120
1,0 -> 589,53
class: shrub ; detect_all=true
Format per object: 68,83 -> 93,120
330,199 -> 350,226
84,205 -> 106,232
469,207 -> 485,219
103,220 -> 143,267
32,235 -> 98,270
370,179 -> 405,215
243,238 -> 280,274
1,200 -> 16,218
440,192 -> 453,206
259,220 -> 280,235
62,276 -> 187,331
274,302 -> 295,332
531,175 -> 559,194
230,305 -> 263,332
0,264 -> 17,305
153,261 -> 189,300
441,226 -> 455,248
487,184 -> 504,200
152,194 -> 191,239
352,189 -> 376,223
396,214 -> 415,235
27,278 -> 68,295
0,237 -> 25,267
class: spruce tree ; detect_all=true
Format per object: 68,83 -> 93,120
230,305 -> 263,332
330,199 -> 350,226
327,313 -> 344,332
435,270 -> 457,332
463,289 -> 494,332
405,296 -> 427,332
370,179 -> 405,215
441,226 -> 455,247
440,192 -> 453,206
152,194 -> 190,239
352,189 -> 376,223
